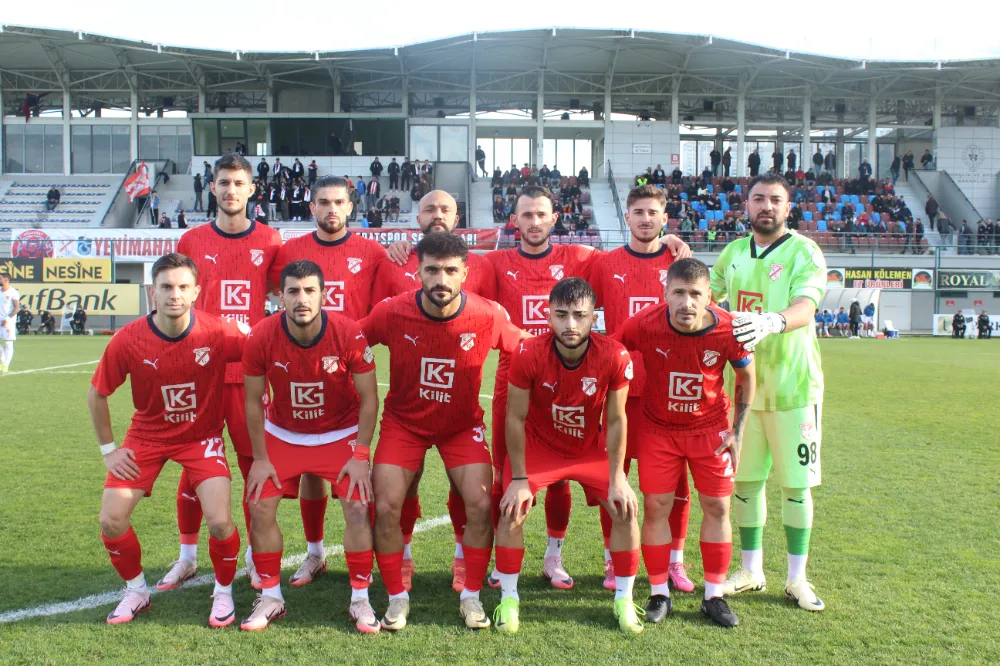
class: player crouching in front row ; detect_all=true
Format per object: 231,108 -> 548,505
89,253 -> 246,626
240,260 -> 381,633
495,278 -> 644,634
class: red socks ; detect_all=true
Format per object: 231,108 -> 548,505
462,545 -> 491,592
446,490 -> 467,543
345,550 -> 374,590
494,546 -> 524,575
544,482 -> 572,539
599,505 -> 613,549
299,496 -> 328,544
641,543 -> 670,586
209,529 -> 240,586
103,527 -> 143,581
400,496 -> 422,545
176,471 -> 203,539
252,551 -> 282,589
700,541 -> 732,584
610,549 -> 640,578
376,551 -> 405,596
668,475 -> 691,552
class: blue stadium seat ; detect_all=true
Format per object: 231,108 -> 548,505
707,185 -> 714,193
803,211 -> 813,221
817,219 -> 828,231
734,185 -> 742,193
873,213 -> 881,222
817,203 -> 825,213
721,202 -> 730,211
698,219 -> 708,230
679,192 -> 688,200
850,195 -> 860,204
840,195 -> 849,203
833,212 -> 842,221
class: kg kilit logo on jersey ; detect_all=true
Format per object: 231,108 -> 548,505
667,372 -> 703,412
552,404 -> 585,439
419,358 -> 456,403
291,382 -> 325,419
161,383 -> 197,423
736,291 -> 763,314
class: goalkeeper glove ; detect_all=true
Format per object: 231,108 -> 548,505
732,312 -> 786,352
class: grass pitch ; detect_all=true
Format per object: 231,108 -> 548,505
0,335 -> 997,665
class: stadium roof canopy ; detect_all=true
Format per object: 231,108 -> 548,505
2,25 -> 998,125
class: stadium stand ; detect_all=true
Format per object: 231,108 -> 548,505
0,176 -> 119,230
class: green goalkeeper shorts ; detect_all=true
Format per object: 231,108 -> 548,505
735,404 -> 822,488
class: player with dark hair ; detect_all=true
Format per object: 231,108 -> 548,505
240,260 -> 380,632
494,277 -> 639,634
88,253 -> 247,626
360,233 -> 526,631
166,152 -> 282,592
0,272 -> 20,374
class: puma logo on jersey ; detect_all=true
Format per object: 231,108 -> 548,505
355,333 -> 366,340
403,334 -> 419,346
205,254 -> 219,264
404,271 -> 418,281
655,348 -> 670,359
542,382 -> 558,392
506,271 -> 519,281
143,358 -> 159,370
274,361 -> 290,371
613,273 -> 626,283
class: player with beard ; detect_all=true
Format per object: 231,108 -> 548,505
266,176 -> 391,589
360,233 -> 526,631
589,183 -> 694,594
166,153 -> 281,592
374,189 -> 497,593
710,173 -> 828,611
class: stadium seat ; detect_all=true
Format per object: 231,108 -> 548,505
817,219 -> 827,231
803,211 -> 813,221
698,219 -> 708,230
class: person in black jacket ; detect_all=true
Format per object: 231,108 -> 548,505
308,160 -> 318,187
193,174 -> 204,212
924,195 -> 939,230
292,158 -> 305,182
890,155 -> 901,184
257,158 -> 270,183
787,149 -> 797,173
652,164 -> 666,186
578,166 -> 589,187
388,158 -> 401,190
401,157 -> 415,191
772,149 -> 783,173
709,148 -> 722,176
36,310 -> 55,335
16,306 -> 32,336
476,146 -> 487,177
370,156 -> 384,179
328,131 -> 342,156
722,148 -> 732,177
824,150 -> 836,175
902,151 -> 915,181
71,306 -> 88,335
849,299 -> 862,338
952,311 -> 966,338
748,149 -> 761,177
977,311 -> 992,339
813,148 -> 824,174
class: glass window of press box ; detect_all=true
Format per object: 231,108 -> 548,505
71,126 -> 132,174
138,125 -> 193,173
3,124 -> 63,173
193,118 -> 406,156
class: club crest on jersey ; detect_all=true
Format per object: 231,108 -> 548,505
658,269 -> 670,286
702,350 -> 720,367
193,347 -> 211,366
769,263 -> 784,280
250,249 -> 264,266
460,333 -> 476,351
322,355 -> 340,373
363,346 -> 374,364
549,264 -> 565,280
581,377 -> 597,396
800,423 -> 817,441
347,257 -> 363,274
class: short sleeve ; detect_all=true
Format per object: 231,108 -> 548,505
267,244 -> 289,291
490,302 -> 522,353
242,322 -> 268,376
789,242 -> 827,307
176,232 -> 192,260
222,317 -> 249,363
569,244 -> 601,281
344,320 -> 376,374
727,327 -> 753,369
473,255 -> 497,300
370,262 -> 406,306
359,299 -> 390,346
611,312 -> 639,352
589,255 -> 606,308
507,343 -> 535,391
91,331 -> 129,397
608,345 -> 632,391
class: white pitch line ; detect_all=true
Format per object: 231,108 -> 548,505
377,382 -> 493,400
0,515 -> 452,624
2,360 -> 100,377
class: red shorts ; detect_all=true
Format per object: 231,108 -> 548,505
223,383 -> 252,457
105,436 -> 231,496
638,422 -> 734,498
258,430 -> 361,501
502,439 -> 608,507
374,415 -> 492,472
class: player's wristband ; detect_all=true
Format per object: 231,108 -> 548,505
352,445 -> 371,462
511,477 -> 528,481
99,442 -> 117,456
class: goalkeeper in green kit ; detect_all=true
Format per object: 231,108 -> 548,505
709,173 -> 826,612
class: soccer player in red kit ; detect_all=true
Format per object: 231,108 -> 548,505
88,254 -> 246,626
375,189 -> 498,593
266,175 -> 391,589
360,233 -> 525,631
494,278 -> 642,635
167,153 -> 281,592
240,260 -> 380,633
590,183 -> 693,593
614,258 -> 755,627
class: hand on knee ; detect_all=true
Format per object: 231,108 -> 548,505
342,500 -> 371,530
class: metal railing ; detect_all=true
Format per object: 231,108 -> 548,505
101,159 -> 175,228
606,161 -> 628,239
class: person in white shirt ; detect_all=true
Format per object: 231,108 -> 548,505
0,273 -> 21,374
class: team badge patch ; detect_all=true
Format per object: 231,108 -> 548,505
703,350 -> 720,366
347,257 -> 363,274
323,356 -> 340,373
250,249 -> 264,266
581,377 -> 597,396
460,333 -> 476,351
194,347 -> 211,366
549,264 -> 565,280
364,346 -> 374,364
624,361 -> 634,380
658,269 -> 669,286
769,263 -> 784,280
800,423 -> 817,440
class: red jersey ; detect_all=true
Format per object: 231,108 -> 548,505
242,311 -> 375,436
590,244 -> 675,397
371,250 -> 497,303
508,332 -> 632,457
360,290 -> 523,439
177,220 -> 282,383
268,231 -> 389,321
614,304 -> 752,434
91,312 -> 246,444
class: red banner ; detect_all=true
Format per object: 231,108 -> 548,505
124,162 -> 151,202
279,227 -> 499,250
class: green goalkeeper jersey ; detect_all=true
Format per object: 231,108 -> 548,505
710,230 -> 827,411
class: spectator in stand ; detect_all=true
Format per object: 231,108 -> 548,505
710,147 -> 722,176
861,302 -> 876,337
266,183 -> 278,220
149,191 -> 160,226
367,176 -> 381,211
859,159 -> 873,191
652,164 -> 666,186
721,176 -> 736,193
290,181 -> 304,221
976,219 -> 988,254
206,188 -> 217,220
552,216 -> 569,237
578,166 -> 589,187
193,174 -> 204,212
828,215 -> 844,250
636,172 -> 649,187
794,167 -> 806,185
349,183 -> 361,222
722,147 -> 732,176
36,310 -> 55,335
550,166 -> 562,189
519,163 -> 531,183
402,158 -> 416,191
849,299 -> 862,338
368,204 -> 383,228
890,218 -> 906,251
71,305 -> 87,335
957,220 -> 972,255
824,150 -> 836,175
328,131 -> 342,155
177,210 -> 188,229
772,148 -> 783,173
895,197 -> 912,222
574,214 -> 589,237
385,157 -> 399,191
921,150 -> 934,169
16,305 -> 32,336
805,168 -> 817,185
951,310 -> 966,338
476,145 -> 487,177
913,218 -> 925,254
924,194 -> 939,230
271,158 -> 282,184
902,151 -> 915,181
786,148 -> 796,173
820,186 -> 835,205
992,219 -> 1000,255
389,193 -> 400,222
308,160 -> 318,187
735,217 -> 747,237
203,161 -> 213,184
784,168 -> 797,183
748,148 -> 761,177
843,216 -> 857,254
491,167 -> 503,188
538,164 -> 551,186
977,311 -> 992,339
493,196 -> 505,224
370,156 -> 384,180
701,165 -> 714,182
813,148 -> 824,174
890,154 -> 901,184
671,166 -> 683,184
45,186 -> 61,212
787,206 -> 802,230
680,216 -> 694,245
292,158 -> 305,182
257,158 -> 270,183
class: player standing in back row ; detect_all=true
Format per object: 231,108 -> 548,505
167,153 -> 282,593
0,272 -> 20,374
709,173 -> 828,611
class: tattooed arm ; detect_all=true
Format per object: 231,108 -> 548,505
715,358 -> 756,474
